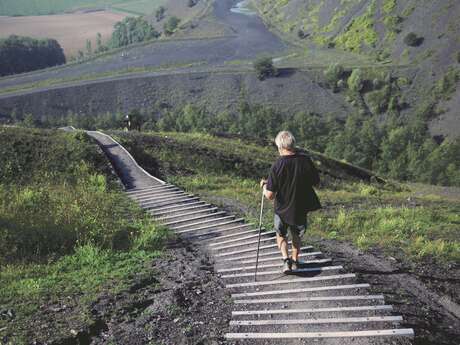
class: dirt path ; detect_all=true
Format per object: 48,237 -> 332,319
88,131 -> 414,344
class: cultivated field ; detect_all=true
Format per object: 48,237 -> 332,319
0,0 -> 164,16
0,11 -> 127,57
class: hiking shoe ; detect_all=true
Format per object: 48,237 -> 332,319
291,260 -> 303,271
282,258 -> 292,274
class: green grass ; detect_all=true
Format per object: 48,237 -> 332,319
0,127 -> 170,343
173,172 -> 460,264
0,245 -> 162,344
0,0 -> 164,16
334,1 -> 378,52
116,130 -> 460,265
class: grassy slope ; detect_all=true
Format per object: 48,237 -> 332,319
251,0 -> 460,137
0,127 -> 168,344
114,130 -> 460,265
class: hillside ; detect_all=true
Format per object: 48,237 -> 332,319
1,126 -> 459,344
251,0 -> 460,138
111,130 -> 460,345
0,127 -> 171,344
0,0 -> 459,188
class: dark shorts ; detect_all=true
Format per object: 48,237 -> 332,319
274,213 -> 307,238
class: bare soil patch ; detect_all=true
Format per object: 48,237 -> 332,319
0,238 -> 231,345
0,11 -> 127,57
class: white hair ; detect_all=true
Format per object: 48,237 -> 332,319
275,131 -> 296,150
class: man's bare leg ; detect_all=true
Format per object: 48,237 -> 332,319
291,231 -> 302,263
276,234 -> 289,259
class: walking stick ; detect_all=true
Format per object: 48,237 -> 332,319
254,190 -> 265,282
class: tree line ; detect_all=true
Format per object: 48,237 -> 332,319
0,35 -> 66,76
8,99 -> 460,187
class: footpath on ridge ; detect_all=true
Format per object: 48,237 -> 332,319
88,131 -> 415,344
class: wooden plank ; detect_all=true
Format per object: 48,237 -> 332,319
140,194 -> 194,205
232,252 -> 323,265
143,197 -> 200,210
226,274 -> 355,289
133,190 -> 184,201
215,242 -> 294,258
232,305 -> 393,316
185,223 -> 254,239
229,315 -> 403,326
221,265 -> 342,279
149,201 -> 207,215
225,328 -> 415,339
171,215 -> 235,230
125,185 -> 173,195
233,294 -> 384,304
176,218 -> 245,234
231,283 -> 371,298
156,207 -> 218,221
203,223 -> 258,241
211,236 -> 276,251
217,258 -> 332,273
209,231 -> 275,246
162,211 -> 226,226
221,247 -> 314,262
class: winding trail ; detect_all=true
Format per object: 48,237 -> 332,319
89,130 -> 415,344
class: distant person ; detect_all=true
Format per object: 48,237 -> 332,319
260,131 -> 321,274
124,114 -> 131,131
124,111 -> 142,131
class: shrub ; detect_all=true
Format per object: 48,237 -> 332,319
111,17 -> 159,48
164,16 -> 181,35
365,86 -> 390,114
155,6 -> 165,21
253,57 -> 277,80
324,63 -> 345,87
404,32 -> 424,47
434,67 -> 460,100
347,68 -> 364,92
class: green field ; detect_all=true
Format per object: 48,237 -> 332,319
0,0 -> 165,16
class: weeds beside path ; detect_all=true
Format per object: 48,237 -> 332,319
0,127 -> 170,344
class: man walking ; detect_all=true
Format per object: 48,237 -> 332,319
261,131 -> 321,274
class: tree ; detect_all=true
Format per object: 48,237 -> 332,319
95,32 -> 107,53
163,16 -> 181,35
22,114 -> 36,128
0,35 -> 66,76
85,39 -> 92,56
155,6 -> 166,22
111,17 -> 160,48
404,32 -> 423,47
348,68 -> 364,93
254,57 -> 277,80
324,63 -> 344,88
